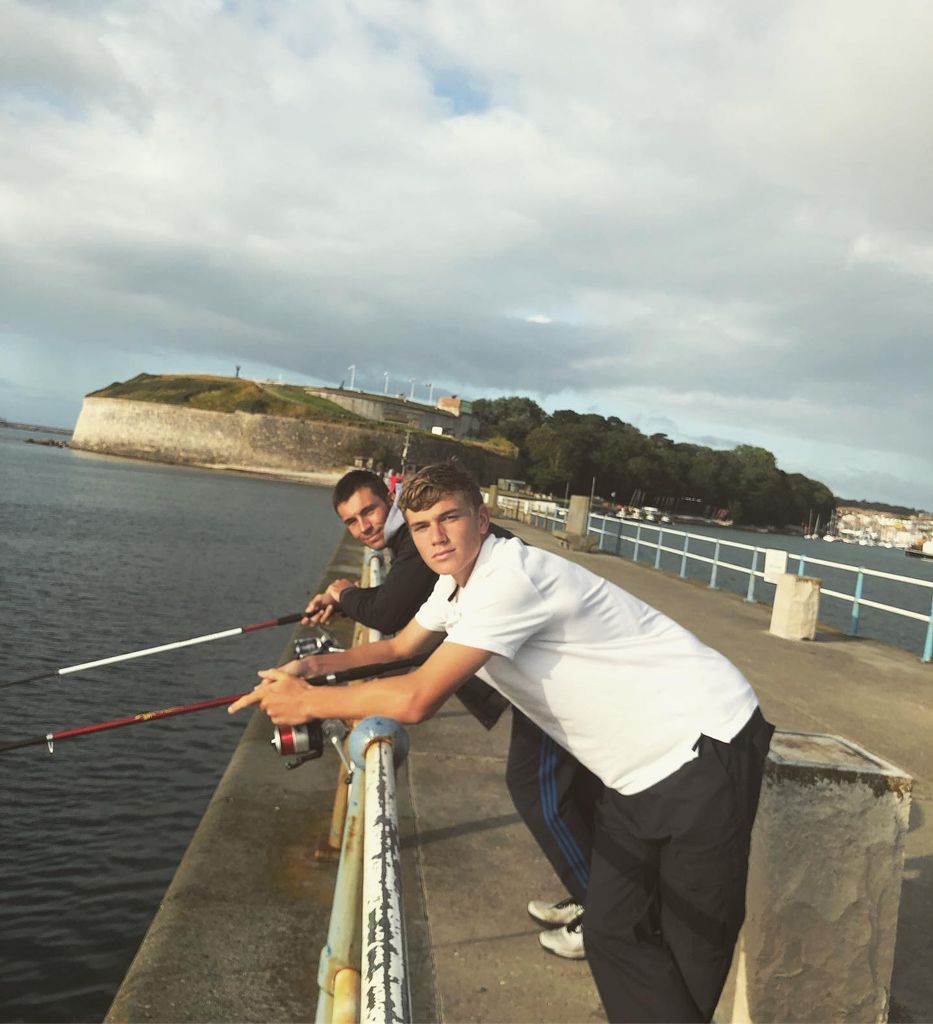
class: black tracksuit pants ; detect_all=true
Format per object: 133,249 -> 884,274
505,708 -> 603,905
583,707 -> 774,1023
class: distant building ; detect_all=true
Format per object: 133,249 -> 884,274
305,387 -> 480,439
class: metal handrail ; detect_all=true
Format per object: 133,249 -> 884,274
352,720 -> 411,1024
366,554 -> 384,645
580,513 -> 933,663
316,770 -> 365,1023
316,552 -> 412,1023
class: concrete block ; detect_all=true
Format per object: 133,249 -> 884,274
769,573 -> 821,640
566,495 -> 591,536
718,731 -> 912,1024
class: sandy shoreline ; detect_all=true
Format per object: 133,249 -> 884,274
194,462 -> 347,487
65,443 -> 349,488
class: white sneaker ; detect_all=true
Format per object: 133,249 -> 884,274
538,918 -> 586,960
527,896 -> 584,928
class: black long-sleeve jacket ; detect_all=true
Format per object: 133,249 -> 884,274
337,522 -> 437,634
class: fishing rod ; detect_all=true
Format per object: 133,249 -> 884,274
1,611 -> 309,691
0,654 -> 428,756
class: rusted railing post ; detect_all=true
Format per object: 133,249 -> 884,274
316,769 -> 365,1023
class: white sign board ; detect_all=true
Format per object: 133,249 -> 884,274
764,548 -> 789,585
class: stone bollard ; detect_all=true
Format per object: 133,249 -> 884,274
716,731 -> 912,1024
553,495 -> 598,551
769,573 -> 821,640
565,495 -> 590,536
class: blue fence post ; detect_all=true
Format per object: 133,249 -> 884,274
634,525 -> 642,562
745,549 -> 759,602
709,540 -> 720,590
849,570 -> 865,635
680,534 -> 689,578
797,556 -> 806,576
923,596 -> 933,664
654,528 -> 664,570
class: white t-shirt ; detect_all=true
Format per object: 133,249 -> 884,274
415,535 -> 759,795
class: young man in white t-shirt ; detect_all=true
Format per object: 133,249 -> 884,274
231,463 -> 774,1023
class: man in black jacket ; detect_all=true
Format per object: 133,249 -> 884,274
303,469 -> 437,634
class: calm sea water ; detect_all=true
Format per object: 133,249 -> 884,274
0,430 -> 344,1023
588,515 -> 933,657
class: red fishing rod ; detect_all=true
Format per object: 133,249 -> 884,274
0,611 -> 309,691
0,693 -> 247,755
0,655 -> 427,756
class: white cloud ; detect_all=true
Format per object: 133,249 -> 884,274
1,0 -> 932,506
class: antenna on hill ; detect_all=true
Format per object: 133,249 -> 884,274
235,365 -> 241,379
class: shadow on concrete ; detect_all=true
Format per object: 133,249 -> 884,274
890,799 -> 929,1023
402,811 -> 522,849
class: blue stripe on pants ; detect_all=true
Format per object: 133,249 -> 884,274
539,734 -> 590,892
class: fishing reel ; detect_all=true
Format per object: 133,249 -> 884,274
273,626 -> 347,769
273,718 -> 350,771
293,625 -> 343,658
272,719 -> 323,769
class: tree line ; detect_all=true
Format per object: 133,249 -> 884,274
472,396 -> 835,528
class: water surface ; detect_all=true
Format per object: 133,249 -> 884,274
0,431 -> 344,1022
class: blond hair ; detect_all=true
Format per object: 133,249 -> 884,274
398,462 -> 483,514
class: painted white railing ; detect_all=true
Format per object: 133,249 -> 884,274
539,512 -> 933,664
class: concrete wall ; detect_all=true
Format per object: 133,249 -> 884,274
71,398 -> 514,483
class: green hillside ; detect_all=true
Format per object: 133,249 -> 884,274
90,374 -> 364,422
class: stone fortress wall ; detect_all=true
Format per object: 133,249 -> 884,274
71,397 -> 514,483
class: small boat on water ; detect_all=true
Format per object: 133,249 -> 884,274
905,541 -> 933,560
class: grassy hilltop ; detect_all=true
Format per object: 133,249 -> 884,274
90,373 -> 364,422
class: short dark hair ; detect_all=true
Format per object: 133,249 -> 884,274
398,462 -> 483,514
332,470 -> 390,512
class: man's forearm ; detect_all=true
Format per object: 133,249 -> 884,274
234,640 -> 490,727
302,670 -> 433,724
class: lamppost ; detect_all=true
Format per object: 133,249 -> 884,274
383,372 -> 390,394
424,382 -> 434,404
347,365 -> 357,390
408,378 -> 416,400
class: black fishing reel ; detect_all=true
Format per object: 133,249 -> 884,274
293,625 -> 343,658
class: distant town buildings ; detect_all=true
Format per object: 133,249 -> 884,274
833,506 -> 933,548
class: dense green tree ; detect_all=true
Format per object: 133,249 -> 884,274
473,394 -> 835,527
472,397 -> 546,446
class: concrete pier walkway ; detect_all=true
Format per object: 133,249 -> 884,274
401,519 -> 931,1023
107,520 -> 930,1022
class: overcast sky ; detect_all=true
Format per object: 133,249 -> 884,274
2,1 -> 931,509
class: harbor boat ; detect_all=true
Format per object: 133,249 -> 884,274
905,541 -> 933,560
